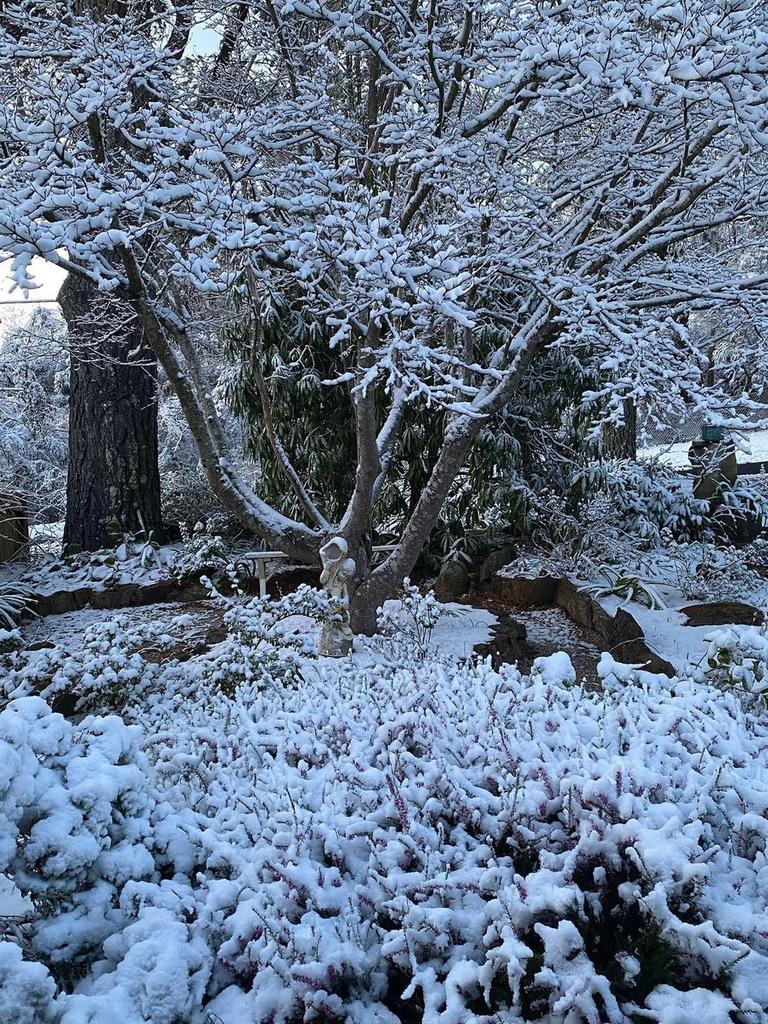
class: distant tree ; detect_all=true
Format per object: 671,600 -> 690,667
0,307 -> 68,548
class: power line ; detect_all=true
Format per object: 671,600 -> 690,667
0,298 -> 59,305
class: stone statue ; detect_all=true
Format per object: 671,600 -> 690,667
319,536 -> 356,657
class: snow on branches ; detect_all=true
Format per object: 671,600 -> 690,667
3,0 -> 768,596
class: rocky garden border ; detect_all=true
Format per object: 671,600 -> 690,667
486,573 -> 677,676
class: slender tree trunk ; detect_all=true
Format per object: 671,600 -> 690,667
61,274 -> 162,551
347,416 -> 482,633
603,398 -> 637,459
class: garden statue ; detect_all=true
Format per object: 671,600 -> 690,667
319,536 -> 356,656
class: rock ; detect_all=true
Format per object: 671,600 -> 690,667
556,578 -> 595,630
681,601 -> 764,627
689,440 -> 738,500
478,571 -> 676,677
478,543 -> 518,585
92,585 -> 138,610
491,574 -> 558,607
35,589 -> 85,616
31,577 -> 205,619
558,579 -> 675,676
594,604 -> 674,676
434,559 -> 471,602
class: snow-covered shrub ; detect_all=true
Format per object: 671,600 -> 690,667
0,697 -> 203,1002
0,309 -> 68,529
174,651 -> 768,1023
582,460 -> 710,545
0,627 -> 21,654
704,624 -> 768,704
718,476 -> 768,535
0,941 -> 59,1024
0,615 -> 169,714
168,519 -> 228,582
0,578 -> 35,628
0,585 -> 335,714
595,458 -> 768,545
194,582 -> 331,694
375,579 -> 444,658
517,464 -> 708,583
4,600 -> 768,1021
664,539 -> 768,603
114,531 -> 165,570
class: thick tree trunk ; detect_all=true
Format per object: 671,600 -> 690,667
60,274 -> 162,551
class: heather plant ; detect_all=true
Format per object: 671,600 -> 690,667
703,624 -> 768,706
1,597 -> 767,1022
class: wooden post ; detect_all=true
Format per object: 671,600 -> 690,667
0,495 -> 28,563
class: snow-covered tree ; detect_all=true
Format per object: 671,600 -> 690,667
0,308 -> 68,528
2,0 -> 768,627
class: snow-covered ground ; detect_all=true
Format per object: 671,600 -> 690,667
2,599 -> 767,1022
641,429 -> 768,468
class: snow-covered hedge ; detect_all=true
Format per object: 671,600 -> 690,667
2,604 -> 768,1022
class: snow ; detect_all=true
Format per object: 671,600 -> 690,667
375,598 -> 496,660
0,874 -> 31,917
3,0 -> 768,1017
641,430 -> 768,469
3,543 -> 183,599
19,601 -> 218,657
2,588 -> 768,1021
642,986 -> 737,1024
599,593 -> 715,672
531,650 -> 576,685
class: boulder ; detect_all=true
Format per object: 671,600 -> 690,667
477,543 -> 518,585
434,559 -> 471,602
681,601 -> 764,627
492,574 -> 559,607
35,589 -> 86,616
556,578 -> 595,630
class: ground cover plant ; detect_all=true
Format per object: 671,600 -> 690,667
0,590 -> 767,1023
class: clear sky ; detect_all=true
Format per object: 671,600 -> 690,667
0,258 -> 66,336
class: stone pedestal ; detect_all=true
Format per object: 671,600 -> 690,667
689,440 -> 737,501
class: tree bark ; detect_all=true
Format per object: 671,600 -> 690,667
603,398 -> 637,459
61,274 -> 162,551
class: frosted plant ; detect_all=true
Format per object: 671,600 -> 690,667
168,521 -> 228,582
375,579 -> 445,659
1,616 -> 768,1019
0,580 -> 35,629
704,624 -> 768,705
